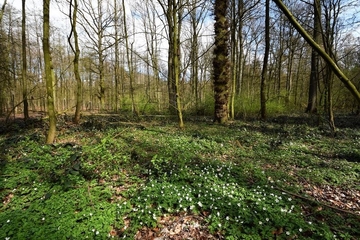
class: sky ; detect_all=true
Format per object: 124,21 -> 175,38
9,0 -> 65,17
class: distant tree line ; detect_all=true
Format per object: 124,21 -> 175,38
0,0 -> 359,141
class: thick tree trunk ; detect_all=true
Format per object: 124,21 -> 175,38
213,0 -> 230,123
43,0 -> 57,143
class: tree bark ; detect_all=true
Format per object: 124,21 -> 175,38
122,0 -> 138,116
158,0 -> 184,128
273,0 -> 360,104
306,0 -> 321,113
172,6 -> 184,128
43,0 -> 57,143
68,0 -> 82,124
22,0 -> 29,120
260,0 -> 270,120
114,0 -> 120,112
213,0 -> 230,123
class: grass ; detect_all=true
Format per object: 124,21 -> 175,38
0,115 -> 359,239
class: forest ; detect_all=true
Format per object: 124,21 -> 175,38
0,0 -> 360,239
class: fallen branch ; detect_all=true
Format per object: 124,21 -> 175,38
273,186 -> 360,216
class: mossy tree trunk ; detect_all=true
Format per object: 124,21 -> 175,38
213,0 -> 230,123
43,0 -> 57,144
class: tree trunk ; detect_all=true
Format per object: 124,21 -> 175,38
260,0 -> 270,120
122,0 -> 138,116
43,0 -> 57,143
306,0 -> 321,113
172,7 -> 184,128
273,0 -> 360,104
159,0 -> 184,127
114,0 -> 120,112
68,0 -> 82,124
213,0 -> 230,123
229,0 -> 237,119
0,0 -> 6,25
22,0 -> 29,120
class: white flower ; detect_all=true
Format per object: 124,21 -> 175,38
197,201 -> 202,207
6,220 -> 10,223
259,221 -> 263,225
286,231 -> 290,235
95,231 -> 99,235
5,237 -> 10,240
42,217 -> 45,221
299,228 -> 303,232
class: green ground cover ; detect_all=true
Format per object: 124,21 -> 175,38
0,115 -> 359,239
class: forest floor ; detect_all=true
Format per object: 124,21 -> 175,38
0,113 -> 359,239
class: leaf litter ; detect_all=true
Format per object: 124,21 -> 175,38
135,213 -> 222,240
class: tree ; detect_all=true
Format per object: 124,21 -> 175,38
260,0 -> 270,120
187,0 -> 209,113
43,0 -> 57,143
113,0 -> 121,112
22,0 -> 29,120
229,0 -> 261,119
273,0 -> 360,105
157,0 -> 184,128
0,0 -> 6,25
78,0 -> 114,111
68,0 -> 82,124
306,0 -> 321,113
213,0 -> 230,123
122,0 -> 138,116
140,0 -> 162,111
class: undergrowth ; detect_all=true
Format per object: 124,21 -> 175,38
0,116 -> 359,239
